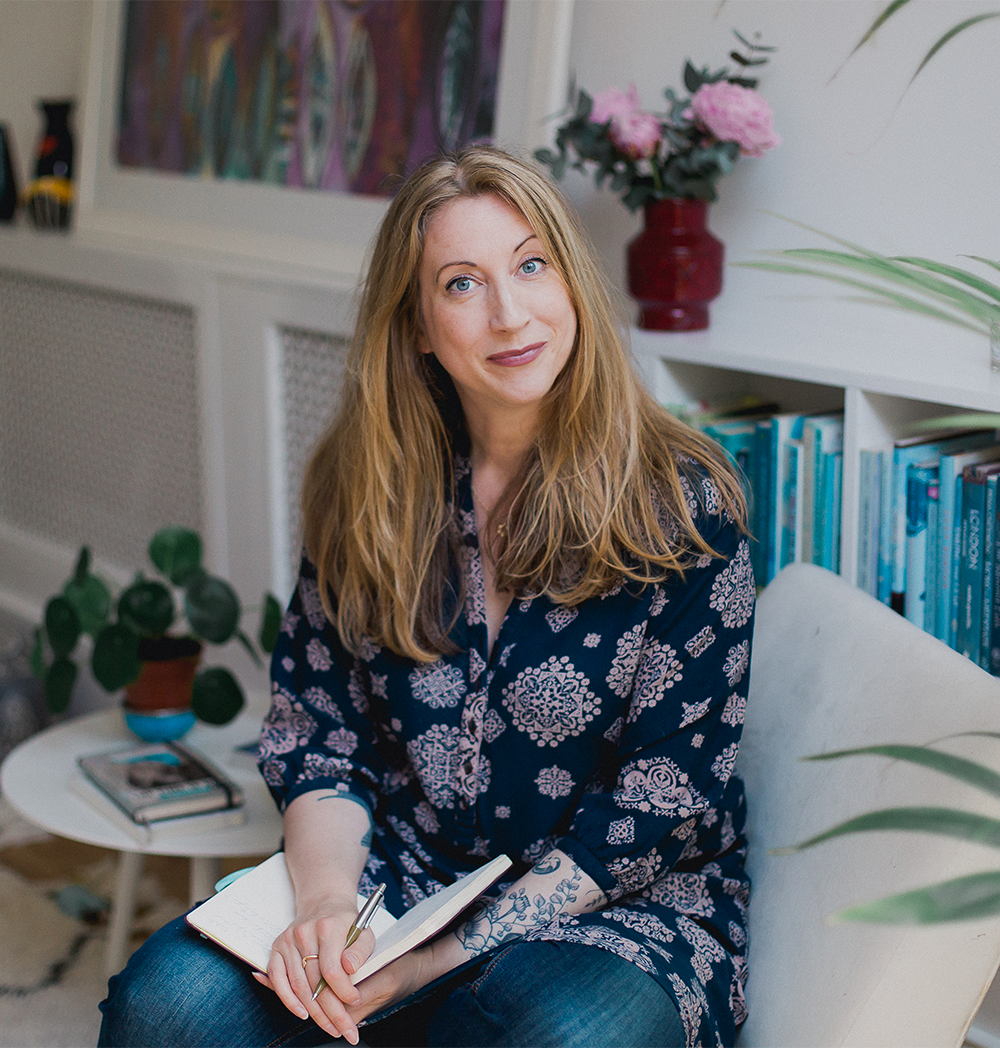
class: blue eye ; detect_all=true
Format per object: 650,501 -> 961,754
520,257 -> 545,275
447,276 -> 473,293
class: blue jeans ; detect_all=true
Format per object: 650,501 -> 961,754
98,913 -> 686,1047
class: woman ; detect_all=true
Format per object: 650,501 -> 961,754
99,147 -> 753,1048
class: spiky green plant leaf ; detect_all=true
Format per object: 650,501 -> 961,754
910,13 -> 1000,84
831,871 -> 1000,924
774,806 -> 1000,856
803,744 -> 1000,802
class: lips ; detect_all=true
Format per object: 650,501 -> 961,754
487,342 -> 545,366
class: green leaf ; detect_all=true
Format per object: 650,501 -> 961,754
773,806 -> 1000,855
91,624 -> 142,692
191,667 -> 244,725
802,743 -> 1000,802
964,255 -> 1000,277
259,593 -> 282,654
44,596 -> 80,658
44,657 -> 77,714
888,256 -> 1000,306
184,574 -> 240,645
62,572 -> 112,638
149,527 -> 203,585
118,580 -> 175,636
831,871 -> 1000,924
29,627 -> 46,679
779,249 -> 1000,323
910,13 -> 1000,85
830,0 -> 913,81
72,546 -> 91,587
735,261 -> 987,334
234,628 -> 263,670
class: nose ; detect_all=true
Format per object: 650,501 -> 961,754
489,280 -> 530,332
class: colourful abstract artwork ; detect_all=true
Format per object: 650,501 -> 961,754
115,0 -> 506,196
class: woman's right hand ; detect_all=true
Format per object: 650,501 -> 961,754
252,900 -> 376,1045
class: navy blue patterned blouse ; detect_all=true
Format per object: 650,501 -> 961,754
260,456 -> 754,1047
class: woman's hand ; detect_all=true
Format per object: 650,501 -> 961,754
251,901 -> 376,1045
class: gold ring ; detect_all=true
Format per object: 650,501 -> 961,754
301,954 -> 319,968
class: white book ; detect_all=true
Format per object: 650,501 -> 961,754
186,851 -> 512,984
69,772 -> 246,844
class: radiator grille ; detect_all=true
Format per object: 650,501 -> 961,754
0,269 -> 202,570
279,324 -> 349,581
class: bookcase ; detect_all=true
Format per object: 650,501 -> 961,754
628,280 -> 1000,593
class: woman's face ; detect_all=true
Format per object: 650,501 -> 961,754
417,193 -> 578,431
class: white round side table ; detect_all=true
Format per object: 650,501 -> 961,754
0,699 -> 282,976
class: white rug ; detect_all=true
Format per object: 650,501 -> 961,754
0,798 -> 188,1048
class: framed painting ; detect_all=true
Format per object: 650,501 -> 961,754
75,0 -> 575,280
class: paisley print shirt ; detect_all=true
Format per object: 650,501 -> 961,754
260,461 -> 755,1047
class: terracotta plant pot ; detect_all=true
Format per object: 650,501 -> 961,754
626,197 -> 724,331
123,637 -> 202,741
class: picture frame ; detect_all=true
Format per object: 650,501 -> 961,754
75,0 -> 575,281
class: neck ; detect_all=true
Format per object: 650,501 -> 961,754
466,411 -> 536,502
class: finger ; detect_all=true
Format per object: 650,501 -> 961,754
266,951 -> 309,1021
341,926 -> 376,976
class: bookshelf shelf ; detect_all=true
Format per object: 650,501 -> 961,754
630,276 -> 1000,590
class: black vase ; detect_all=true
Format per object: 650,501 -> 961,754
0,123 -> 18,222
26,98 -> 74,229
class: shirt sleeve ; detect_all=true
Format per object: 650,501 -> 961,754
258,556 -> 389,815
558,477 -> 755,901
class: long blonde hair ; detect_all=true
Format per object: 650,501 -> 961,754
302,147 -> 746,662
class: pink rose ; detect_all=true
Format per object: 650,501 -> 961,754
590,83 -> 641,125
686,81 -> 781,158
609,110 -> 662,160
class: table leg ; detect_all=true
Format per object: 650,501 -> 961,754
105,850 -> 144,977
190,856 -> 222,904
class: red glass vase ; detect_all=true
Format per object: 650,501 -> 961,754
626,198 -> 724,331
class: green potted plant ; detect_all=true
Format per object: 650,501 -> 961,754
29,526 -> 282,739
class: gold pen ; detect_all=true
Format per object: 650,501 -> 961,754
311,882 -> 386,1002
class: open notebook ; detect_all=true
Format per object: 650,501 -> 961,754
186,852 -> 512,984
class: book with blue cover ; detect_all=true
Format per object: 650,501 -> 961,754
956,461 -> 1000,662
904,461 -> 938,628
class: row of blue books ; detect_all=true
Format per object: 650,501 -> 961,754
700,409 -> 844,588
857,427 -> 1000,670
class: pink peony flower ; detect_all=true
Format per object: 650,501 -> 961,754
609,109 -> 662,160
685,81 -> 781,158
590,83 -> 641,125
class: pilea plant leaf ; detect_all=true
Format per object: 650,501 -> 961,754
184,574 -> 240,644
260,593 -> 282,654
91,624 -> 142,692
62,571 -> 112,638
118,580 -> 175,636
149,527 -> 203,586
44,657 -> 77,714
191,666 -> 244,725
44,596 -> 80,658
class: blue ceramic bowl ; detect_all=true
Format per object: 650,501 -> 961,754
123,704 -> 196,742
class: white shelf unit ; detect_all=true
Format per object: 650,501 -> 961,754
629,280 -> 1000,589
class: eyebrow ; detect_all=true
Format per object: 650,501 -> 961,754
435,234 -> 540,283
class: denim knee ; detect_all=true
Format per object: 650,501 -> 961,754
426,939 -> 686,1047
98,914 -> 328,1048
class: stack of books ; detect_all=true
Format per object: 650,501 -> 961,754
72,740 -> 245,844
698,406 -> 845,588
856,427 -> 1000,671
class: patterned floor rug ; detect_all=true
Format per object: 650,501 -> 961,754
0,797 -> 190,1048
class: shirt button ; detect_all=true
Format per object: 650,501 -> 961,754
458,798 -> 469,811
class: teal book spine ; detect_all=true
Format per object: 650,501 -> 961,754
754,419 -> 774,585
980,470 -> 1000,668
957,465 -> 988,662
950,476 -> 964,649
991,483 -> 1000,674
904,463 -> 936,628
780,439 -> 804,570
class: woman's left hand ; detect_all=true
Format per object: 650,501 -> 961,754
339,946 -> 432,1025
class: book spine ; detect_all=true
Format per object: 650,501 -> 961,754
904,465 -> 933,627
982,474 -> 999,668
877,450 -> 893,605
830,451 -> 843,574
992,491 -> 1000,675
958,470 -> 986,662
857,450 -> 879,594
801,420 -> 819,566
756,419 -> 775,585
923,472 -> 939,634
780,439 -> 803,570
950,476 -> 964,649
